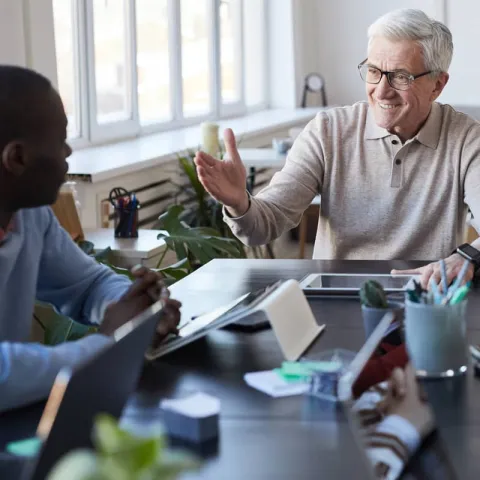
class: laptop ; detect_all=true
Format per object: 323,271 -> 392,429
339,312 -> 457,479
20,300 -> 162,480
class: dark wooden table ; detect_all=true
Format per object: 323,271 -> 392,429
2,259 -> 480,479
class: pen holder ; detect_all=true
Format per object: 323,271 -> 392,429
405,299 -> 468,378
114,205 -> 139,238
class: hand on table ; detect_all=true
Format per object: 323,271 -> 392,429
377,364 -> 434,440
194,128 -> 249,217
391,254 -> 474,291
99,266 -> 181,343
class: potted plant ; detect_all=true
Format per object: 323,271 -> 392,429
46,414 -> 199,480
359,280 -> 404,340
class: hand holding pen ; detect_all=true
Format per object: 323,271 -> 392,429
100,265 -> 181,338
407,259 -> 472,305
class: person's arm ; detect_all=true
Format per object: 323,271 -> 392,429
223,114 -> 326,246
354,365 -> 434,479
36,208 -> 132,325
391,123 -> 480,287
0,335 -> 112,413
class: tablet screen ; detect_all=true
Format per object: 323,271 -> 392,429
302,274 -> 413,291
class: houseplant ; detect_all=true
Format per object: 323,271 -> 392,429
156,204 -> 246,272
166,150 -> 267,259
46,414 -> 199,480
359,280 -> 404,339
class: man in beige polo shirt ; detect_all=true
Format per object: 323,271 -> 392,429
194,9 -> 480,288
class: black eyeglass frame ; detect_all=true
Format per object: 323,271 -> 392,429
357,59 -> 436,90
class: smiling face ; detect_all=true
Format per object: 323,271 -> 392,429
366,36 -> 449,142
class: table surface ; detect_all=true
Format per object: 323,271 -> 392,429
3,259 -> 479,479
237,148 -> 287,168
84,228 -> 167,258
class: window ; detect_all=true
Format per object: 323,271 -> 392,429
52,0 -> 268,146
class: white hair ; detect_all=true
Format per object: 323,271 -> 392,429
368,9 -> 453,73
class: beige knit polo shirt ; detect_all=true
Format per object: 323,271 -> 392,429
224,101 -> 480,260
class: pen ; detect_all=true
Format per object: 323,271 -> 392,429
443,259 -> 471,304
449,284 -> 469,305
440,259 -> 448,295
429,277 -> 442,304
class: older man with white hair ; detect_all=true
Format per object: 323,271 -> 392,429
194,8 -> 480,288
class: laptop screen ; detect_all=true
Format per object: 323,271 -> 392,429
342,312 -> 457,480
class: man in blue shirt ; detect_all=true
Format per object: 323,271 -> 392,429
0,66 -> 180,412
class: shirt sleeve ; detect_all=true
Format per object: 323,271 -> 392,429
223,113 -> 326,246
0,334 -> 112,413
462,123 -> 480,244
36,208 -> 132,325
364,415 -> 420,480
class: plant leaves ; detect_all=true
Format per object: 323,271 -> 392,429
34,302 -> 98,346
157,205 -> 243,266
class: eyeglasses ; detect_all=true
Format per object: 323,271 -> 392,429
357,60 -> 434,91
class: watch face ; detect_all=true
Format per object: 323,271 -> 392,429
461,244 -> 479,259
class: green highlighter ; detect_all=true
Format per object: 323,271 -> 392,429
6,436 -> 42,457
450,285 -> 470,305
275,360 -> 343,383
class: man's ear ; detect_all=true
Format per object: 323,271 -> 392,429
431,72 -> 449,102
1,141 -> 27,176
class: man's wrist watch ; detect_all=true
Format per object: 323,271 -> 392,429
453,243 -> 480,271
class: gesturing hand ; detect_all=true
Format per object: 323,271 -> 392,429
194,128 -> 249,216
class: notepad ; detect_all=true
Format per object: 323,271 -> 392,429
244,370 -> 310,397
160,392 -> 220,418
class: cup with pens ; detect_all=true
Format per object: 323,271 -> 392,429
405,259 -> 471,378
109,187 -> 140,239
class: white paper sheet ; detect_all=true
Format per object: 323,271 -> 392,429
160,392 -> 220,418
244,370 -> 309,397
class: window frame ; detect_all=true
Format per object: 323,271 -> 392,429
53,0 -> 267,147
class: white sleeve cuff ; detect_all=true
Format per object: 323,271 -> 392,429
376,414 -> 421,455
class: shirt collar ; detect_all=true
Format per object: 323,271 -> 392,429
414,102 -> 442,149
364,102 -> 442,149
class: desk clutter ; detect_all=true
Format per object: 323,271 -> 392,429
109,187 -> 140,238
160,393 -> 220,444
245,350 -> 356,401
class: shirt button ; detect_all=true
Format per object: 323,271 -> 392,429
395,159 -> 402,165
392,139 -> 399,145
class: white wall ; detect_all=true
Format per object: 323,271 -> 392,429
301,0 -> 443,107
0,0 -> 59,85
439,0 -> 480,106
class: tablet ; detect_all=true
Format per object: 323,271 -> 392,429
299,273 -> 417,294
145,281 -> 283,361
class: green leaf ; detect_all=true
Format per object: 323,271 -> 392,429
78,240 -> 95,256
34,302 -> 98,346
156,257 -> 191,281
157,205 -> 243,266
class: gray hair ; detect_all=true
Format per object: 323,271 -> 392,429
367,9 -> 453,73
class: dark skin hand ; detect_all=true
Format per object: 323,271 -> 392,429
99,266 -> 181,344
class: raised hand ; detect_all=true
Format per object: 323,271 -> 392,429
194,128 -> 249,217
